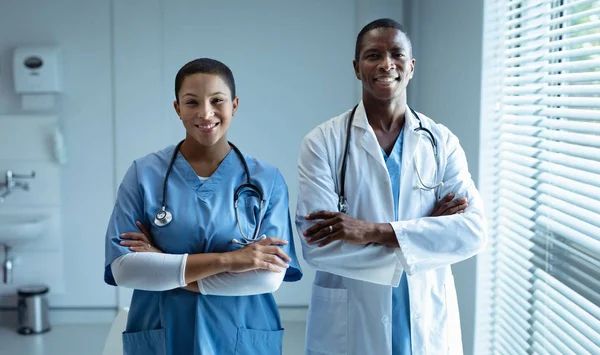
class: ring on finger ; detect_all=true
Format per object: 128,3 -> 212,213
329,225 -> 333,233
147,244 -> 151,248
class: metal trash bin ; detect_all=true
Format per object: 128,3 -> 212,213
17,285 -> 50,335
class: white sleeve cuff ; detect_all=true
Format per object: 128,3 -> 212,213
198,269 -> 285,296
391,221 -> 414,275
111,252 -> 188,291
179,253 -> 188,287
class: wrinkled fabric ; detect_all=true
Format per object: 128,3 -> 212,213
381,129 -> 412,355
105,145 -> 302,355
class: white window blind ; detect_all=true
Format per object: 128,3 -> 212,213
476,0 -> 600,354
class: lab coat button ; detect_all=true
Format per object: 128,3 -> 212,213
381,316 -> 390,324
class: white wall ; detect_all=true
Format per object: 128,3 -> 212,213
0,0 -> 405,312
0,0 -> 117,309
406,1 -> 484,354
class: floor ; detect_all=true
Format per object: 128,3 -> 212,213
0,321 -> 306,355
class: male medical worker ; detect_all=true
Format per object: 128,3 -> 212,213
296,18 -> 487,355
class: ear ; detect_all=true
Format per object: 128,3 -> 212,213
353,59 -> 361,81
408,58 -> 415,80
232,96 -> 239,116
173,100 -> 181,118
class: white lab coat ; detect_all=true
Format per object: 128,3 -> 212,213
296,102 -> 487,355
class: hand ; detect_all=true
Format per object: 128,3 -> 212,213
303,211 -> 375,247
430,193 -> 468,217
224,236 -> 291,273
119,221 -> 163,253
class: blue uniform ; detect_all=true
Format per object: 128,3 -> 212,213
104,144 -> 302,355
380,128 -> 412,355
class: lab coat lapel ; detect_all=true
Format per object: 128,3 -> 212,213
401,109 -> 421,172
399,108 -> 423,220
352,102 -> 387,170
351,102 -> 394,221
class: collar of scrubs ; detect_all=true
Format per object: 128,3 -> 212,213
381,127 -> 404,221
352,100 -> 421,132
380,127 -> 404,162
172,146 -> 237,200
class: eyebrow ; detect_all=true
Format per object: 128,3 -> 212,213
364,46 -> 407,53
182,91 -> 227,98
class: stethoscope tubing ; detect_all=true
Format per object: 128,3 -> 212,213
154,140 -> 265,245
338,105 -> 441,213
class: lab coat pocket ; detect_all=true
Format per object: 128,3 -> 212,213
234,327 -> 284,355
306,285 -> 348,355
122,328 -> 166,355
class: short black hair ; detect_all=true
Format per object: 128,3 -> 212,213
355,18 -> 412,61
174,58 -> 236,103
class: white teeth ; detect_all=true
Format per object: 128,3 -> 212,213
197,123 -> 217,129
376,77 -> 396,82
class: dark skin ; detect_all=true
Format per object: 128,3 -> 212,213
304,193 -> 468,247
303,27 -> 468,248
357,28 -> 414,156
173,73 -> 237,177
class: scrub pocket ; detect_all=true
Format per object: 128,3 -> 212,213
306,284 -> 348,355
233,327 -> 284,355
122,328 -> 167,355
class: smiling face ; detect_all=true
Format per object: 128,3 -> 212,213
353,27 -> 415,103
173,73 -> 238,148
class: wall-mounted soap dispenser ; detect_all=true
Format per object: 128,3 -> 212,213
13,46 -> 63,111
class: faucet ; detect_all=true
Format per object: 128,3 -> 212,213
0,170 -> 35,203
2,245 -> 12,284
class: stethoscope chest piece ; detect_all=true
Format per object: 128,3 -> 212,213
154,208 -> 173,227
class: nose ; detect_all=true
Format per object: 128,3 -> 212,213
379,54 -> 396,71
197,107 -> 215,119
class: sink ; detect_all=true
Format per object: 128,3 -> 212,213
0,214 -> 50,247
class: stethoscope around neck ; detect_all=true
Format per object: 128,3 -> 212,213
337,105 -> 443,214
154,139 -> 266,245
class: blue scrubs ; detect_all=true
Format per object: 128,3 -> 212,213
104,144 -> 302,355
380,128 -> 412,355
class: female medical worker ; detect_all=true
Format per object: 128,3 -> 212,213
296,19 -> 487,355
104,58 -> 302,355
